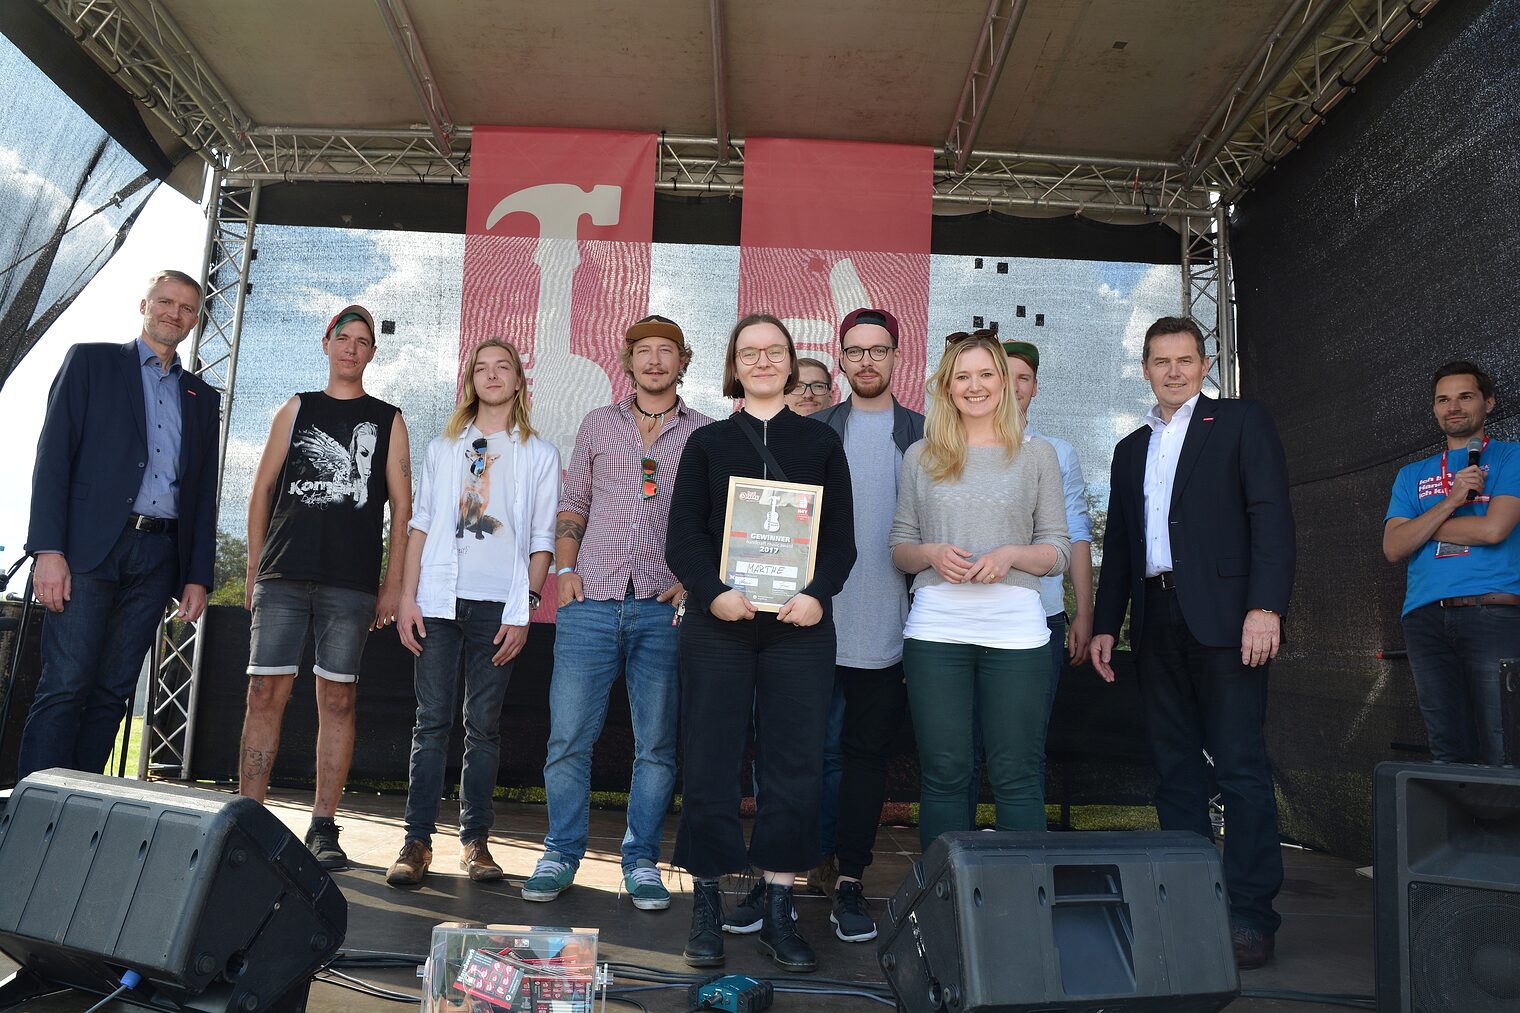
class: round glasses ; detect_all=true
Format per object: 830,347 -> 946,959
736,344 -> 789,366
841,345 -> 893,362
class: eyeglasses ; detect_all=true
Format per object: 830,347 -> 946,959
640,457 -> 658,499
795,381 -> 832,397
470,437 -> 488,477
736,344 -> 789,366
841,345 -> 893,362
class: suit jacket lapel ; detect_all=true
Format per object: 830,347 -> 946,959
1170,394 -> 1216,511
1127,427 -> 1147,519
122,341 -> 148,446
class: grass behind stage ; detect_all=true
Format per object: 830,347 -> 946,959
103,719 -> 1158,831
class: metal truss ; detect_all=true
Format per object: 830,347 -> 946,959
374,0 -> 455,154
1181,207 -> 1238,399
39,0 -> 249,159
944,0 -> 1029,174
1186,0 -> 1443,199
231,126 -> 471,184
140,174 -> 261,780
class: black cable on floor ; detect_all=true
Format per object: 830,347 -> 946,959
1241,987 -> 1377,1010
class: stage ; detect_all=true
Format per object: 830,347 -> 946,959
2,784 -> 1378,1012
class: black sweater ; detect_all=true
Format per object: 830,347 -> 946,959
665,407 -> 856,613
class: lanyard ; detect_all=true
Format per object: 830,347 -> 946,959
1440,436 -> 1490,494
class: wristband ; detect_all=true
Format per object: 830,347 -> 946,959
557,566 -> 575,576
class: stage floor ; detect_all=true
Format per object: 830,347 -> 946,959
2,785 -> 1377,1012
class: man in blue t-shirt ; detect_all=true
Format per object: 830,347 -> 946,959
1384,360 -> 1520,765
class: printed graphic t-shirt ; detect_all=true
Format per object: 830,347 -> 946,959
258,391 -> 398,593
454,429 -> 520,602
1385,438 -> 1520,615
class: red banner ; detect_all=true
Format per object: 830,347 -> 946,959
462,127 -> 656,460
738,139 -> 933,410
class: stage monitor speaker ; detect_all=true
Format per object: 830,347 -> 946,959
878,831 -> 1238,1013
0,770 -> 346,1013
1373,761 -> 1520,1013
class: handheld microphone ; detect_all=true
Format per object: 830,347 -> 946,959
1466,436 -> 1483,501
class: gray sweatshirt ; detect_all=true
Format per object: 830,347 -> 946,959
889,438 -> 1071,595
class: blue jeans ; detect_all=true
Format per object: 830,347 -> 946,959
1403,602 -> 1520,766
18,527 -> 177,780
402,600 -> 514,845
819,675 -> 846,856
543,594 -> 679,868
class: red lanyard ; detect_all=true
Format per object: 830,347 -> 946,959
1440,436 -> 1490,494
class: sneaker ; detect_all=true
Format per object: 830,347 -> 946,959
386,839 -> 432,887
623,859 -> 672,911
521,852 -> 576,902
460,840 -> 504,882
722,880 -> 797,934
305,818 -> 348,871
830,880 -> 878,942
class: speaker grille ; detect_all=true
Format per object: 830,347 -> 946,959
1409,882 -> 1520,1012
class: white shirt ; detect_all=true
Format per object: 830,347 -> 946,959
1142,393 -> 1199,578
409,424 -> 560,626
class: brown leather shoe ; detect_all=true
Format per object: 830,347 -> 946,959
1232,926 -> 1275,970
460,839 -> 504,882
804,854 -> 838,896
386,839 -> 432,887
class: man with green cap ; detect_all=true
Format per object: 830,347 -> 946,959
237,303 -> 413,869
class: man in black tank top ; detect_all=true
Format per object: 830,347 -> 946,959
236,304 -> 413,870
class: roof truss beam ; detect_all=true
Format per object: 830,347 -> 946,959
373,0 -> 455,155
40,0 -> 249,157
944,0 -> 1029,175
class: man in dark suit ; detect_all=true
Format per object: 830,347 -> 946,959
1090,316 -> 1295,970
18,269 -> 220,780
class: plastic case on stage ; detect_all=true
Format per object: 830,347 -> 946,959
423,923 -> 600,1013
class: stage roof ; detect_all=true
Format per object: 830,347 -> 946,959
3,0 -> 1441,222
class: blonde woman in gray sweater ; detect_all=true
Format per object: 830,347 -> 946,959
889,331 -> 1070,848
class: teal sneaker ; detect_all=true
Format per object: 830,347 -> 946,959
521,852 -> 576,902
622,859 -> 671,911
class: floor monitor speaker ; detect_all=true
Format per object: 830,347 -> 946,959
879,830 -> 1238,1012
1374,761 -> 1520,1013
0,770 -> 346,1012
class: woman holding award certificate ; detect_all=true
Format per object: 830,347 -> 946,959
889,331 -> 1071,848
665,313 -> 856,974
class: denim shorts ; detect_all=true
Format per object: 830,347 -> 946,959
248,579 -> 376,683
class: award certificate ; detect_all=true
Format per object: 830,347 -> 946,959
718,477 -> 825,612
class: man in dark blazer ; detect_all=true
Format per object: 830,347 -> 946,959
18,269 -> 220,780
1090,316 -> 1295,970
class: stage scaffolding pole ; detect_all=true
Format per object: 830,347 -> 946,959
141,173 -> 261,780
1180,207 -> 1237,399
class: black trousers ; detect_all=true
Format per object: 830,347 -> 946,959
1138,586 -> 1283,934
834,662 -> 909,880
674,608 -> 835,876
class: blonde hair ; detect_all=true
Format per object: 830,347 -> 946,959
922,333 -> 1022,483
446,339 -> 536,442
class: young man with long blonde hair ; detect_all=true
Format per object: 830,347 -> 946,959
385,338 -> 559,886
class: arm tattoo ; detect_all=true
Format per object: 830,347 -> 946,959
557,517 -> 586,542
400,456 -> 412,480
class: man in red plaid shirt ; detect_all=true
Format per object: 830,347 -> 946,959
523,315 -> 713,910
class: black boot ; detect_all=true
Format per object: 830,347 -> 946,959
683,878 -> 725,968
758,882 -> 816,972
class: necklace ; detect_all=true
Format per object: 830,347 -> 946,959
633,398 -> 672,423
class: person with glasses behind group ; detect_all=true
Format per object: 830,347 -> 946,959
522,315 -> 712,911
785,357 -> 836,416
666,314 -> 857,973
384,338 -> 559,887
890,330 -> 1070,847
